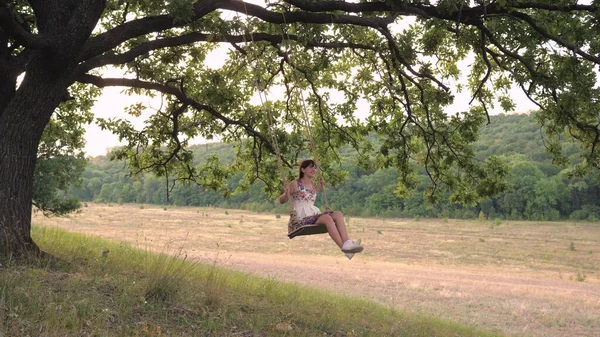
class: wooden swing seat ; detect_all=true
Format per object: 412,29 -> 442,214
287,210 -> 330,239
288,223 -> 328,239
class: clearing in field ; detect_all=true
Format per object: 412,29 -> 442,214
34,203 -> 600,337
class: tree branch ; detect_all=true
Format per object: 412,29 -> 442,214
511,2 -> 597,12
477,23 -> 541,79
76,73 -> 278,156
47,0 -> 107,64
470,29 -> 492,125
219,0 -> 395,27
78,31 -> 375,73
377,26 -> 449,91
0,4 -> 54,49
507,10 -> 600,65
80,0 -> 220,61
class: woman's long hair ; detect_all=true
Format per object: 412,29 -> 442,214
298,159 -> 316,179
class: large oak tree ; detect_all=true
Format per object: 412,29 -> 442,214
1,0 -> 599,257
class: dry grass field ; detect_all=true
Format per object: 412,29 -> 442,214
33,203 -> 600,337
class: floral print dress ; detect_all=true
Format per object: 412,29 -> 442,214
291,179 -> 333,225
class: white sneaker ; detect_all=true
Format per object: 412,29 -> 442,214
341,239 -> 363,253
344,239 -> 362,260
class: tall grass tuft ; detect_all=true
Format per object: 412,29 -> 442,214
201,260 -> 229,307
143,248 -> 196,303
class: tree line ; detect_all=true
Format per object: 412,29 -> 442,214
71,114 -> 600,222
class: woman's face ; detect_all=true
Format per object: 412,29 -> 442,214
302,164 -> 317,178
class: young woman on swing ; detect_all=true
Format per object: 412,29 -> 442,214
279,159 -> 364,260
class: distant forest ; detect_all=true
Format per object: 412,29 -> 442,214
72,114 -> 600,221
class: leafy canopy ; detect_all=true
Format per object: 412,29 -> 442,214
5,0 -> 599,205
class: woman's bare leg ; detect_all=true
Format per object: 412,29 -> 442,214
316,214 -> 343,248
331,211 -> 350,243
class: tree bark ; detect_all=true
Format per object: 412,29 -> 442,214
0,105 -> 45,258
0,55 -> 78,257
0,69 -> 73,258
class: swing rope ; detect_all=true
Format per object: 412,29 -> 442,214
238,3 -> 329,238
279,11 -> 330,210
237,4 -> 290,203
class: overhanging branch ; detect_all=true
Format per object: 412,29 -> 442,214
80,0 -> 392,63
78,31 -> 376,73
508,10 -> 600,65
76,73 -> 282,159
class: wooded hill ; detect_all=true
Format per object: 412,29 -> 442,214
72,114 -> 600,221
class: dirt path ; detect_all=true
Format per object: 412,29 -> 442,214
33,204 -> 600,337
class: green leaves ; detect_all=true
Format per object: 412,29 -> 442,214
32,83 -> 100,216
166,0 -> 195,24
33,154 -> 85,216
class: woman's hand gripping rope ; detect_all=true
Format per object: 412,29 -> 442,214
316,175 -> 325,192
279,181 -> 291,204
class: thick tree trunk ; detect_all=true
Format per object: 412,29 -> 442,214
0,62 -> 69,258
0,107 -> 45,258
